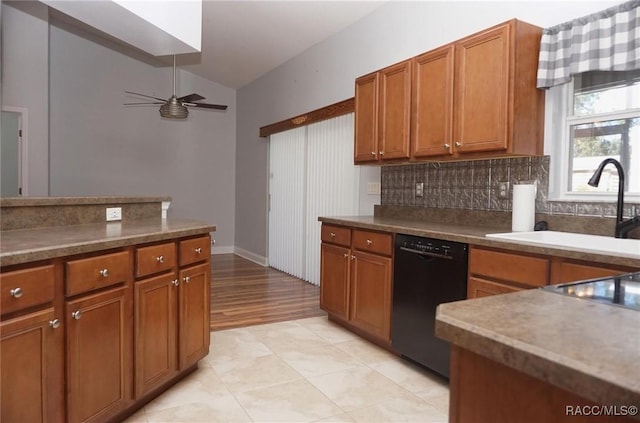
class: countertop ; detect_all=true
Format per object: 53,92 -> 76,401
318,215 -> 640,268
0,218 -> 216,266
435,289 -> 640,409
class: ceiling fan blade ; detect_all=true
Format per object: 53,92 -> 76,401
123,102 -> 165,105
178,93 -> 205,102
125,90 -> 167,102
184,102 -> 228,111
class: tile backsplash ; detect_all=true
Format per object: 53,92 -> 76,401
380,156 -> 638,219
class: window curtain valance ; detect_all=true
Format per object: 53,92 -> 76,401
537,0 -> 640,89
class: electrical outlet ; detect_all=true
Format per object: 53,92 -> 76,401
106,207 -> 122,221
497,181 -> 510,200
416,182 -> 424,198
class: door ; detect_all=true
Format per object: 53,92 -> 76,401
378,61 -> 411,160
66,287 -> 131,423
412,45 -> 455,158
1,308 -> 64,423
349,251 -> 392,341
354,72 -> 379,163
454,23 -> 510,153
1,111 -> 22,196
179,263 -> 210,368
319,243 -> 350,319
134,273 -> 178,397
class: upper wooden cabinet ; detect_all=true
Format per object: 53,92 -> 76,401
355,60 -> 411,163
358,19 -> 544,164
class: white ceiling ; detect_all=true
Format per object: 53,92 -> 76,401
178,1 -> 386,89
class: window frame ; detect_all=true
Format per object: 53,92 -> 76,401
545,79 -> 640,203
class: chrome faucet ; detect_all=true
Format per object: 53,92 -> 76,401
587,158 -> 640,239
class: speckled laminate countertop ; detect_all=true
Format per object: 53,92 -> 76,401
0,218 -> 215,267
435,289 -> 640,409
318,215 -> 640,268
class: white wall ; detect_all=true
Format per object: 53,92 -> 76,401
2,1 -> 50,196
47,20 -> 237,250
235,0 -> 623,259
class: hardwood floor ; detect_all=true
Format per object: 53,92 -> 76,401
210,254 -> 326,331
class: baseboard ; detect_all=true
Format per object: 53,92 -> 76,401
211,246 -> 234,255
233,247 -> 269,267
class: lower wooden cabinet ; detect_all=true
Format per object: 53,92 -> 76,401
178,263 -> 210,368
66,286 -> 132,423
550,259 -> 635,284
1,308 -> 64,423
320,225 -> 393,344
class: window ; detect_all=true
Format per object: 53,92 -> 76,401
547,70 -> 640,201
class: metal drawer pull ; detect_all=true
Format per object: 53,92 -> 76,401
99,268 -> 109,277
344,253 -> 349,258
49,319 -> 61,329
183,276 -> 191,283
444,144 -> 450,149
455,141 -> 462,148
379,151 -> 384,156
10,287 -> 23,298
172,279 -> 179,286
366,239 -> 373,245
157,255 -> 165,263
330,232 -> 336,237
72,311 -> 82,320
195,247 -> 202,254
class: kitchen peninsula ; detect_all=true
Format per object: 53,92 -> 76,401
0,196 -> 215,422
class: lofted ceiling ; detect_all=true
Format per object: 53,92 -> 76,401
166,1 -> 386,89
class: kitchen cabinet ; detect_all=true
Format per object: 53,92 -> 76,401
550,259 -> 636,284
354,60 -> 411,163
320,224 -> 392,344
467,246 -> 550,298
134,236 -> 210,397
414,19 -> 544,159
0,264 -> 64,423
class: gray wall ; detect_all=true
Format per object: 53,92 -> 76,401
235,0 -> 620,260
47,21 -> 237,249
2,1 -> 49,196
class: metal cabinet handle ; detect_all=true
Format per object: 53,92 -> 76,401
330,232 -> 336,237
99,268 -> 109,277
351,255 -> 355,260
156,255 -> 164,263
366,239 -> 373,245
10,287 -> 23,298
49,319 -> 61,329
195,247 -> 202,254
444,144 -> 450,149
379,151 -> 384,156
455,141 -> 462,148
343,253 -> 349,258
71,311 -> 82,320
371,151 -> 376,156
183,276 -> 190,284
172,279 -> 180,286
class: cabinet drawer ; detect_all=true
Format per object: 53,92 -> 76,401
66,251 -> 130,297
1,265 -> 55,315
321,225 -> 351,247
352,230 -> 393,256
469,247 -> 549,287
179,236 -> 210,267
467,276 -> 522,299
136,242 -> 176,278
550,260 -> 633,284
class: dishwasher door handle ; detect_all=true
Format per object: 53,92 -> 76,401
399,246 -> 452,260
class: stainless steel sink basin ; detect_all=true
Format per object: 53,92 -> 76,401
485,231 -> 640,259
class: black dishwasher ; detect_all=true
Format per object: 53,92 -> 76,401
391,234 -> 468,378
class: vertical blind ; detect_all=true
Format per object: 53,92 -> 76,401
268,113 -> 359,285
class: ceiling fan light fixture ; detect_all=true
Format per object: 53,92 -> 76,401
159,95 -> 189,119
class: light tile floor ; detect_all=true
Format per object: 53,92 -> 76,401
125,316 -> 449,422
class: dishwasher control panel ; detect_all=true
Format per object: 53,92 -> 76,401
396,234 -> 468,260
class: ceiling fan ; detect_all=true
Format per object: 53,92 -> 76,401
124,55 -> 228,119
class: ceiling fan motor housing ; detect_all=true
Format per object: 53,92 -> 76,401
160,95 -> 189,119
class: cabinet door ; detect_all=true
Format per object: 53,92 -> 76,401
1,308 -> 63,423
320,243 -> 350,320
378,60 -> 411,160
350,251 -> 392,341
550,261 -> 632,284
354,72 -> 379,163
134,273 -> 179,397
66,287 -> 131,423
467,276 -> 522,299
179,263 -> 210,368
454,23 -> 510,153
412,45 -> 455,158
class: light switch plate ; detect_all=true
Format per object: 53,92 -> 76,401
106,207 -> 122,221
367,182 -> 381,195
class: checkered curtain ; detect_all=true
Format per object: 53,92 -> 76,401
537,0 -> 640,89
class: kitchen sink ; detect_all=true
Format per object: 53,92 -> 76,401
485,231 -> 640,259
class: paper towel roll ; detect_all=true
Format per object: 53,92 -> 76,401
512,184 -> 536,232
